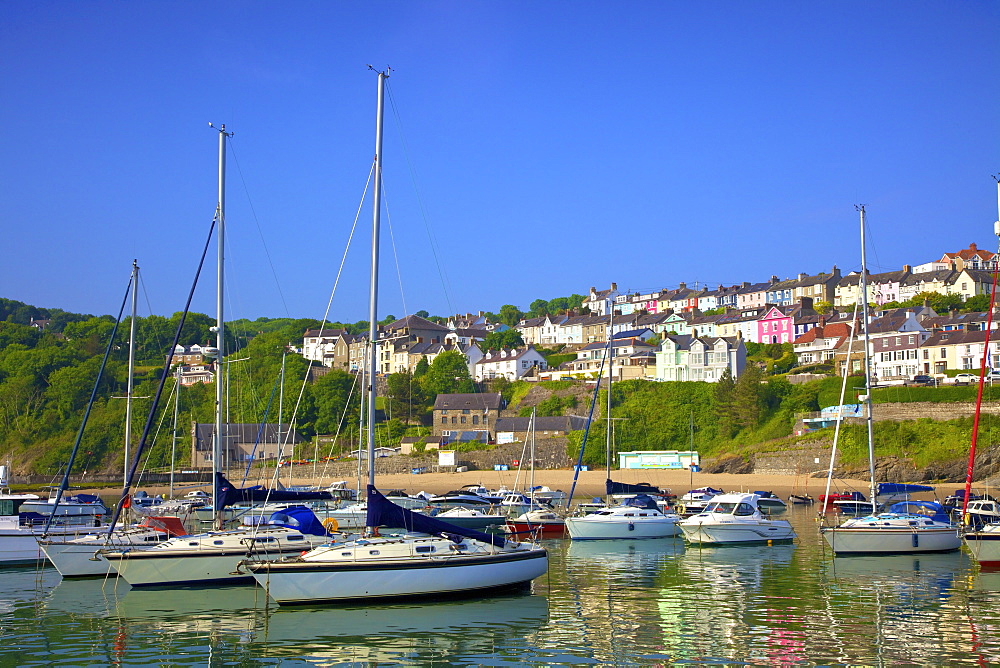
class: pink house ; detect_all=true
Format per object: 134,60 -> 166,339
757,306 -> 794,344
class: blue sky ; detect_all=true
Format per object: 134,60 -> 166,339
2,2 -> 998,324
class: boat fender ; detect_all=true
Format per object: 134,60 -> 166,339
628,522 -> 635,532
322,517 -> 339,533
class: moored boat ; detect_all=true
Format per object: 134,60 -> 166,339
679,492 -> 795,545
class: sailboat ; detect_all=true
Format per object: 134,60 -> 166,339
565,299 -> 681,540
101,125 -> 336,587
242,69 -> 548,604
820,206 -> 960,555
960,180 -> 1000,566
40,261 -> 188,578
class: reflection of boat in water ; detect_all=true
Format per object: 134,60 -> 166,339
114,584 -> 548,661
678,543 -> 796,591
824,551 -> 967,613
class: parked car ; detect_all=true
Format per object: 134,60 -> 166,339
911,374 -> 934,385
954,373 -> 978,384
988,370 -> 1000,381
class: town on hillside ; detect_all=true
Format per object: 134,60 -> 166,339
162,243 -> 1000,388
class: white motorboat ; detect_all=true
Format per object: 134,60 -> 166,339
431,507 -> 507,532
0,492 -> 103,565
751,491 -> 788,513
566,497 -> 681,540
38,515 -> 187,578
821,501 -> 961,554
244,71 -> 547,605
101,505 -> 337,587
678,487 -> 723,514
679,492 -> 795,545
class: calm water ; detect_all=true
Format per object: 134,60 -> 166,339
2,506 -> 1000,666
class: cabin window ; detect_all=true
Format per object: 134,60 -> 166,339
189,542 -> 200,547
369,550 -> 380,555
287,535 -> 304,541
735,503 -> 755,517
415,546 -> 434,553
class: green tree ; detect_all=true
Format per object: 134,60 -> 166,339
497,305 -> 524,327
414,357 -> 430,378
963,294 -> 991,312
422,350 -> 475,397
529,299 -> 550,317
814,300 -> 833,314
733,363 -> 764,429
386,371 -> 429,425
713,367 -> 737,438
480,329 -> 525,351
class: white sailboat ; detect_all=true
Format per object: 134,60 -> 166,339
565,301 -> 681,540
820,206 -> 960,555
102,126 -> 337,587
243,69 -> 548,604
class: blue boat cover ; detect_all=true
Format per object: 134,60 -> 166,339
365,485 -> 506,548
265,505 -> 329,537
214,472 -> 335,511
606,479 -> 664,496
878,483 -> 935,495
621,494 -> 659,510
887,500 -> 952,523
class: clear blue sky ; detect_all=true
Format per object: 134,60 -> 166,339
3,2 -> 998,324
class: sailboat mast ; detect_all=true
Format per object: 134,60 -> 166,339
367,70 -> 387,491
858,205 -> 877,505
213,123 -> 229,525
171,365 -> 180,499
124,259 -> 139,483
606,297 -> 613,487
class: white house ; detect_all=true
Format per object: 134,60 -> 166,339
474,346 -> 548,381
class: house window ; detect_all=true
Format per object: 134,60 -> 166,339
940,348 -> 947,359
451,417 -> 457,424
462,409 -> 469,414
460,416 -> 466,424
441,417 -> 447,425
472,415 -> 479,425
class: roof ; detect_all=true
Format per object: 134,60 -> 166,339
303,328 -> 346,338
384,314 -> 450,332
433,393 -> 503,411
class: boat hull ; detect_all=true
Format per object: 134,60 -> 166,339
679,520 -> 795,545
821,526 -> 961,554
565,515 -> 680,540
964,530 -> 1000,566
249,548 -> 548,604
506,521 -> 566,538
104,546 -> 310,587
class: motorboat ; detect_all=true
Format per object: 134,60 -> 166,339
679,492 -> 795,545
677,487 -> 723,515
101,505 -> 338,587
506,508 -> 566,538
961,498 -> 1000,530
788,494 -> 815,505
0,492 -> 107,565
38,515 -> 187,578
752,491 -> 788,513
565,494 -> 681,540
430,506 -> 507,532
426,490 -> 494,507
821,501 -> 961,554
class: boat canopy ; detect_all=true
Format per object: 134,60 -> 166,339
878,483 -> 934,495
621,494 -> 659,510
887,500 -> 951,523
213,472 -> 335,511
606,479 -> 664,496
365,486 -> 506,548
265,505 -> 329,537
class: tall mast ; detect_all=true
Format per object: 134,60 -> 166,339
367,70 -> 387,491
606,297 -> 613,489
858,205 -> 877,506
170,365 -> 180,499
124,259 -> 139,482
212,123 -> 229,525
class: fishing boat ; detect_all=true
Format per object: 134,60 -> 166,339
821,206 -> 960,555
678,492 -> 795,545
243,70 -> 547,604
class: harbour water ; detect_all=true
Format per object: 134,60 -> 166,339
3,506 -> 1000,665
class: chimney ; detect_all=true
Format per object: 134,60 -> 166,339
902,264 -> 912,272
970,243 -> 978,251
610,282 -> 617,291
679,282 -> 687,290
798,273 -> 807,281
771,275 -> 779,284
742,281 -> 751,288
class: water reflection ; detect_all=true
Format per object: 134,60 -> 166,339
7,509 -> 1000,664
